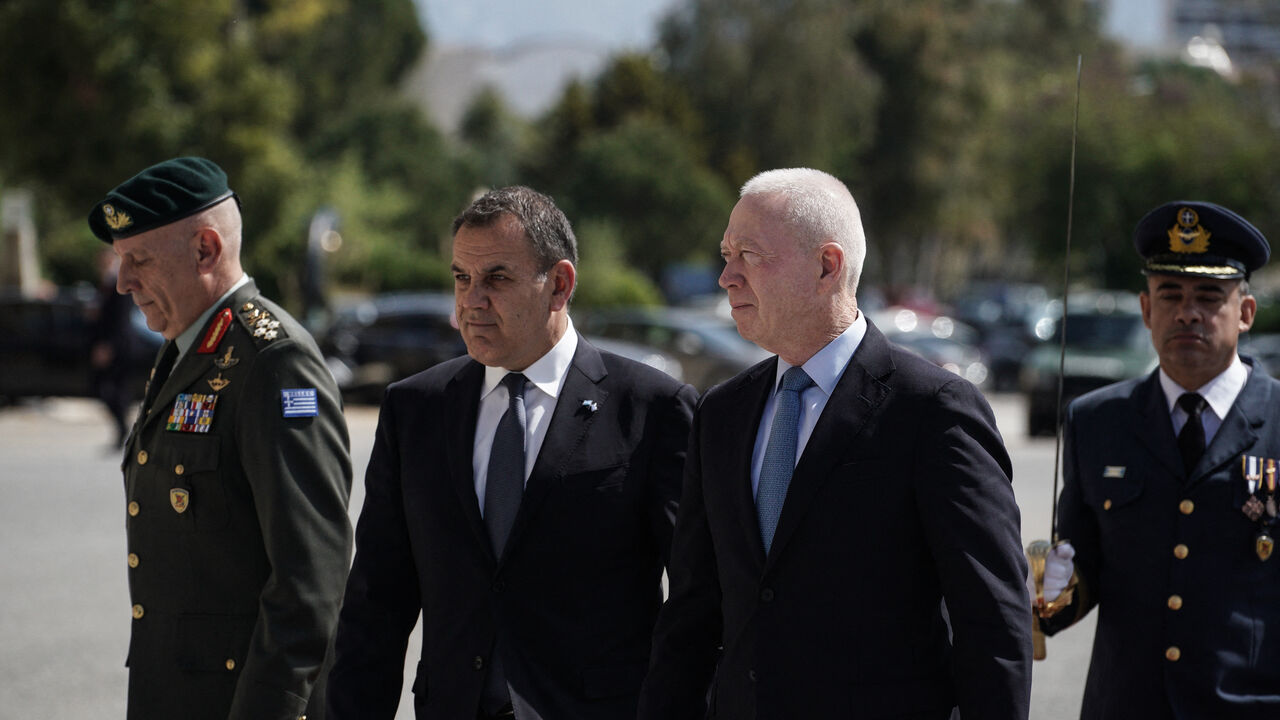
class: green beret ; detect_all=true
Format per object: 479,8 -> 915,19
88,157 -> 236,243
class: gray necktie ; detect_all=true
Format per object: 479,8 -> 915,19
757,366 -> 814,553
485,373 -> 527,559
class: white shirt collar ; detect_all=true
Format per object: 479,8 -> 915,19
174,274 -> 251,356
1158,353 -> 1250,420
481,316 -> 579,401
773,311 -> 867,395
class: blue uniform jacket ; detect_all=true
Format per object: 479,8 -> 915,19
1046,358 -> 1280,718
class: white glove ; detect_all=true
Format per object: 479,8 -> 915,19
1042,542 -> 1075,602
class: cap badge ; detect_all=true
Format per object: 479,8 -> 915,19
103,203 -> 133,231
1168,207 -> 1211,254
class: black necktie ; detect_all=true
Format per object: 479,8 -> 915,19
1177,392 -> 1207,474
484,373 -> 527,558
143,341 -> 179,413
482,372 -> 526,714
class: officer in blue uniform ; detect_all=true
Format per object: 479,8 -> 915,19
90,157 -> 353,720
1038,201 -> 1280,718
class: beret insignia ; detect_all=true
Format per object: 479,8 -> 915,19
103,203 -> 133,232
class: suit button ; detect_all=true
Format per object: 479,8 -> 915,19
1103,499 -> 1112,510
759,588 -> 774,602
493,580 -> 506,593
473,656 -> 484,671
747,669 -> 757,683
1180,499 -> 1194,515
1167,595 -> 1183,610
128,501 -> 140,517
132,604 -> 144,619
225,659 -> 236,671
127,553 -> 139,569
137,451 -> 148,465
1166,646 -> 1181,662
1173,544 -> 1189,559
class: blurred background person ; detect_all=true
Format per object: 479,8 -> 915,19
88,247 -> 138,447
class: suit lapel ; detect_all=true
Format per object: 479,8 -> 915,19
1133,371 -> 1183,479
443,360 -> 491,560
717,359 -> 777,568
498,341 -> 608,572
766,321 -> 893,568
1189,361 -> 1270,487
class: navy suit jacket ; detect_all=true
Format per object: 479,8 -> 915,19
640,320 -> 1032,719
1046,360 -> 1280,719
327,338 -> 696,719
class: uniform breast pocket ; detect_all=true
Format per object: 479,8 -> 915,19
1084,465 -> 1145,544
163,435 -> 227,531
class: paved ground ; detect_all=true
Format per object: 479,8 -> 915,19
0,393 -> 1092,718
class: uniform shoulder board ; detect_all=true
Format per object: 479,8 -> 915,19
235,300 -> 290,344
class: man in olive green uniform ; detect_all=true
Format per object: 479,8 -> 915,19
90,157 -> 353,720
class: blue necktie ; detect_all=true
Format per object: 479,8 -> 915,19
484,373 -> 527,558
757,366 -> 814,553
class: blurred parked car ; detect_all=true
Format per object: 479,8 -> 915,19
1020,290 -> 1157,436
0,288 -> 162,404
950,282 -> 1051,391
319,292 -> 684,403
576,306 -> 770,390
870,307 -> 991,389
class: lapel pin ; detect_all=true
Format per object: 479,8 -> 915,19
581,400 -> 599,414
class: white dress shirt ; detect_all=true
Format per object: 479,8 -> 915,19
473,318 -> 580,515
1158,353 -> 1250,447
751,312 -> 867,499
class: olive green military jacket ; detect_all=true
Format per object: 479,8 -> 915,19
122,280 -> 352,720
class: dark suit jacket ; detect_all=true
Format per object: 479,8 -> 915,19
123,281 -> 353,720
327,338 -> 697,719
1044,360 -> 1280,719
640,320 -> 1032,720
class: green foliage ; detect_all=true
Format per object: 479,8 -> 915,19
572,220 -> 665,308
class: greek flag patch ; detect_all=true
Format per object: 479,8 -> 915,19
281,388 -> 319,418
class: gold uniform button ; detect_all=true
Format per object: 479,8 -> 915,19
225,659 -> 236,671
128,501 -> 140,517
1168,594 -> 1183,610
1174,544 -> 1189,559
174,464 -> 185,475
1166,646 -> 1181,662
127,553 -> 139,569
132,604 -> 144,619
137,450 -> 149,465
1103,499 -> 1113,510
1180,499 -> 1194,515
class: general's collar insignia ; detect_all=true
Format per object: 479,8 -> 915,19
214,346 -> 239,370
103,203 -> 133,231
1168,206 -> 1211,254
207,373 -> 230,392
198,308 -> 234,354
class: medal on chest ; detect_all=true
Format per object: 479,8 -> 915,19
1241,455 -> 1278,561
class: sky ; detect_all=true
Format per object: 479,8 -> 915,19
415,0 -> 683,51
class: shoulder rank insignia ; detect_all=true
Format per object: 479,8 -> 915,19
1168,206 -> 1211,254
170,488 -> 190,514
238,301 -> 283,342
198,309 -> 234,354
214,346 -> 239,370
167,393 -> 217,433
